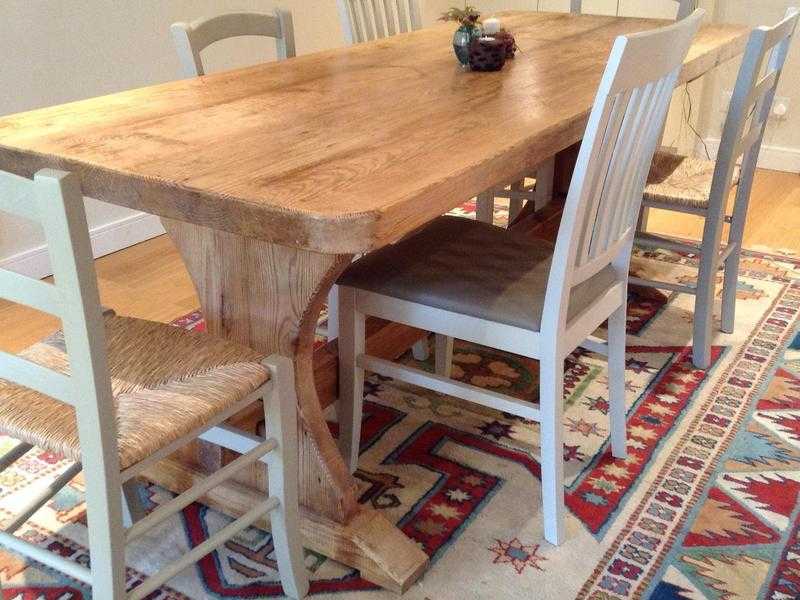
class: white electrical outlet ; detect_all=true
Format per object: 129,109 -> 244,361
720,90 -> 790,121
771,96 -> 790,121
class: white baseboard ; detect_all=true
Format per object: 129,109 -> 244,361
701,138 -> 800,173
0,212 -> 166,279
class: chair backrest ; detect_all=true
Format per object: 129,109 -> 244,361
708,8 -> 799,219
0,169 -> 119,465
571,0 -> 695,19
542,11 -> 704,336
171,10 -> 296,77
336,0 -> 422,44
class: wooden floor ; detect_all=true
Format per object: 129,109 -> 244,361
1,169 -> 798,354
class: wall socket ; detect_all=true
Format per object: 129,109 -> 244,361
722,90 -> 791,121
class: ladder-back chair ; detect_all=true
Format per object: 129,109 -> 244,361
0,169 -> 308,598
632,7 -> 800,368
171,9 -> 296,77
336,11 -> 704,545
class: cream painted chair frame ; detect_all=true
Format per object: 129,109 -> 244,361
328,0 -> 427,352
570,0 -> 695,18
0,170 -> 308,599
336,0 -> 422,44
632,8 -> 800,369
338,12 -> 704,545
171,9 -> 296,78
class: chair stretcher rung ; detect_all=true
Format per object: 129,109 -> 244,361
360,354 -> 541,421
581,335 -> 609,356
492,189 -> 535,201
126,436 -> 277,543
0,351 -> 73,406
4,462 -> 82,535
718,241 -> 738,263
634,232 -> 700,254
642,198 -> 708,216
629,276 -> 696,294
0,270 -> 63,316
127,497 -> 279,600
0,529 -> 92,584
0,442 -> 34,471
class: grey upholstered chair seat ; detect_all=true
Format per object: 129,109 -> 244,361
338,216 -> 618,331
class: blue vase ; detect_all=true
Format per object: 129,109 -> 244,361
453,24 -> 481,67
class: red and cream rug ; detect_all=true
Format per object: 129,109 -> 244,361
1,204 -> 799,599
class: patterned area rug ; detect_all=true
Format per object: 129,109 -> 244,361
1,202 -> 799,599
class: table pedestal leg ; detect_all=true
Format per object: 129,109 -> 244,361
144,219 -> 428,593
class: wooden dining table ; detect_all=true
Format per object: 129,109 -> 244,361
0,10 -> 748,593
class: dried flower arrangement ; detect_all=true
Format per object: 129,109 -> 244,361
439,5 -> 482,29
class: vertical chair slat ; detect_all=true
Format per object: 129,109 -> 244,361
339,0 -> 420,43
371,0 -> 386,38
382,0 -> 397,35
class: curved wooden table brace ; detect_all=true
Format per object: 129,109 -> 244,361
145,219 -> 428,593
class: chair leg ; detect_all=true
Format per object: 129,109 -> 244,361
264,356 -> 310,600
607,304 -> 628,459
434,334 -> 454,378
121,479 -> 147,528
508,197 -> 524,223
636,206 -> 650,234
82,462 -> 127,597
534,157 -> 555,209
693,225 -> 725,369
720,204 -> 747,335
475,191 -> 495,224
326,285 -> 340,342
539,352 -> 565,546
411,338 -> 430,361
337,286 -> 365,474
720,246 -> 740,335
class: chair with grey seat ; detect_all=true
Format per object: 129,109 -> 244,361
631,8 -> 799,369
336,11 -> 705,545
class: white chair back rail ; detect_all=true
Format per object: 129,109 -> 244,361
543,10 -> 704,336
171,10 -> 296,77
0,170 -> 113,412
711,8 -> 799,225
337,0 -> 422,44
571,0 -> 695,19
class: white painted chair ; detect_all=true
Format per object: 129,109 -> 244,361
336,11 -> 704,545
632,8 -> 800,369
171,9 -> 296,78
570,0 -> 695,18
0,170 -> 308,598
328,0 -> 428,354
476,0 -> 699,236
336,0 -> 422,44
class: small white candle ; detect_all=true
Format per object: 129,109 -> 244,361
483,17 -> 501,35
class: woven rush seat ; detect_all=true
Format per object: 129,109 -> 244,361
338,215 -> 618,331
0,314 -> 270,470
644,150 -> 740,209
